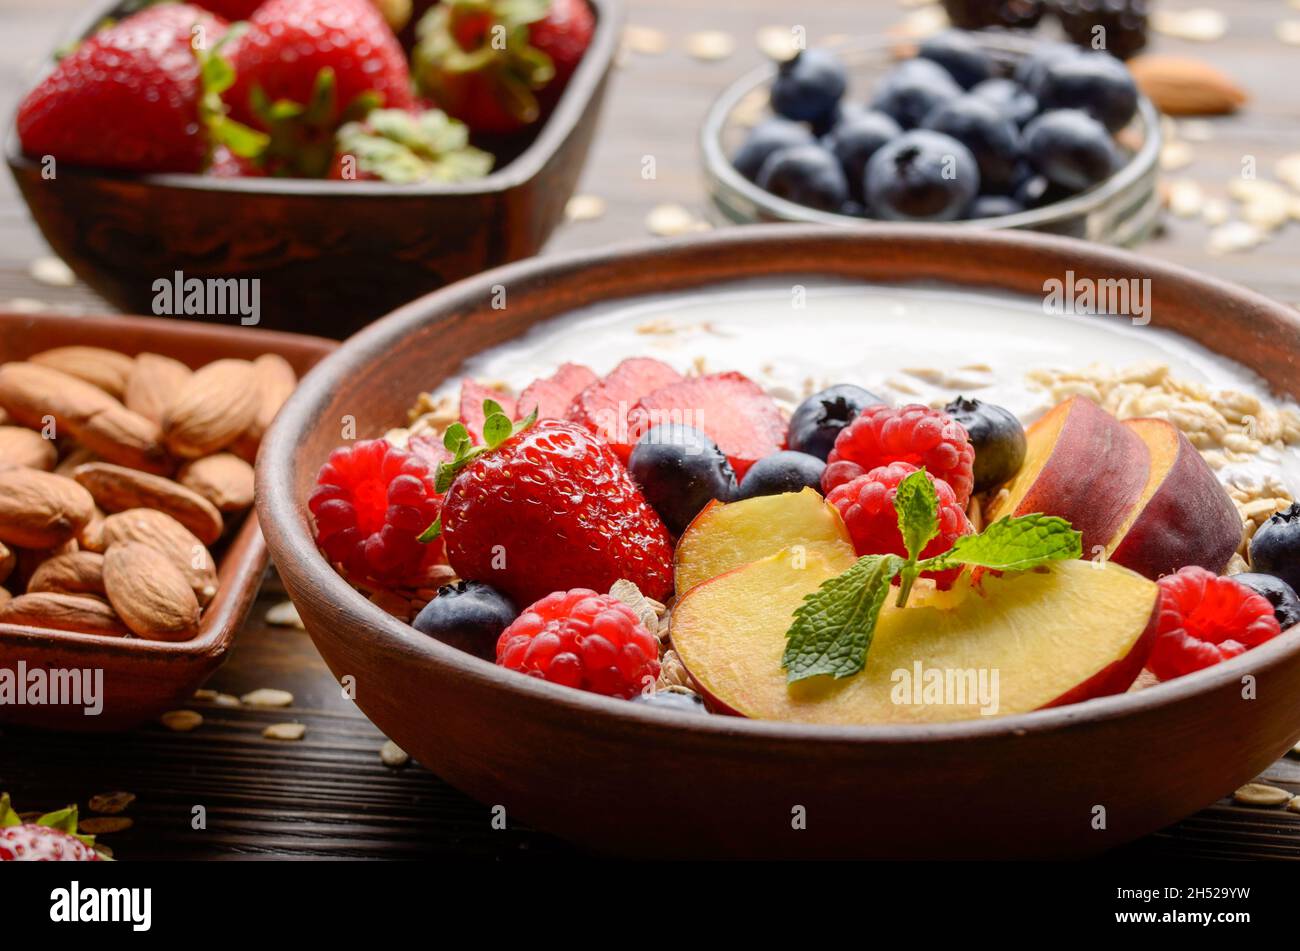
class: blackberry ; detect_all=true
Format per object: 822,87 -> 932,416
1053,0 -> 1150,61
941,0 -> 1046,30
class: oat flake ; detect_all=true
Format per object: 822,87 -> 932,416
686,31 -> 735,61
380,739 -> 410,768
263,722 -> 306,741
89,791 -> 136,815
160,709 -> 203,732
1233,782 -> 1292,806
241,688 -> 294,708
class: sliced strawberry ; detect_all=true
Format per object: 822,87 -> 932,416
565,357 -> 683,460
459,379 -> 517,444
627,372 -> 788,479
517,362 -> 598,421
407,432 -> 453,468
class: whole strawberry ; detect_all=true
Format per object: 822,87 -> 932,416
17,4 -> 229,173
0,795 -> 102,862
413,0 -> 594,134
436,411 -> 674,606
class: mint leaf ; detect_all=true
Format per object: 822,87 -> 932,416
921,514 -> 1081,573
782,554 -> 903,683
894,468 -> 939,562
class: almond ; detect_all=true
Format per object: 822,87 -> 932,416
124,353 -> 192,425
0,468 -> 95,549
55,444 -> 100,478
0,426 -> 57,471
163,359 -> 259,459
29,346 -> 136,399
0,592 -> 129,637
1127,56 -> 1247,115
0,541 -> 13,585
73,462 -> 223,544
0,587 -> 10,610
78,506 -> 106,552
76,405 -> 171,475
178,453 -> 255,512
28,550 -> 106,596
103,543 -> 201,641
242,354 -> 297,447
100,508 -> 218,605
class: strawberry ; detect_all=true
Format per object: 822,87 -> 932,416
412,0 -> 595,134
16,4 -> 230,173
459,379 -> 517,443
433,411 -> 674,606
330,107 -> 493,182
517,362 -> 597,421
206,143 -> 265,177
193,0 -> 265,17
626,372 -> 788,479
0,794 -> 103,862
565,357 -> 683,461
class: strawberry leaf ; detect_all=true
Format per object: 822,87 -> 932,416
418,517 -> 442,543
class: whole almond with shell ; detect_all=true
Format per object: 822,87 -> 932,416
0,469 -> 95,549
99,508 -> 218,605
163,359 -> 259,459
29,346 -> 136,399
27,550 -> 106,596
232,354 -> 297,459
1127,56 -> 1247,115
177,453 -> 254,512
0,592 -> 129,637
124,352 -> 192,425
103,544 -> 201,641
0,426 -> 57,471
73,462 -> 223,544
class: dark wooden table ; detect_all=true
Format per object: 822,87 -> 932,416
3,0 -> 1300,859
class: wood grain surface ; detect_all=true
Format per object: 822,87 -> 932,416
2,0 -> 1300,859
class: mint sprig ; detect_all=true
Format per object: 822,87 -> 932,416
782,468 -> 1081,684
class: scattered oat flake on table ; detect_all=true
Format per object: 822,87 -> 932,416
565,194 -> 607,222
646,203 -> 706,236
1152,8 -> 1227,42
756,25 -> 800,62
622,24 -> 667,55
1178,118 -> 1214,142
213,692 -> 241,707
7,297 -> 49,314
893,5 -> 949,39
1207,221 -> 1264,254
263,722 -> 306,741
1233,782 -> 1292,806
240,688 -> 294,708
1159,140 -> 1194,171
686,30 -> 735,61
1167,179 -> 1204,217
1278,20 -> 1300,45
1241,197 -> 1291,232
28,256 -> 75,287
192,688 -> 218,701
265,599 -> 304,628
80,816 -> 133,835
160,709 -> 203,732
88,791 -> 136,815
731,87 -> 769,128
1201,198 -> 1229,225
1277,153 -> 1300,191
380,739 -> 409,768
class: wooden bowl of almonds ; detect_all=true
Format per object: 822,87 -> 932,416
0,312 -> 333,731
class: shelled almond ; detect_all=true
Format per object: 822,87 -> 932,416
0,345 -> 298,642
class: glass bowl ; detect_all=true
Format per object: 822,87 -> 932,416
700,33 -> 1161,245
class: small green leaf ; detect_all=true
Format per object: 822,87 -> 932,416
418,518 -> 442,543
482,398 -> 505,418
782,554 -> 903,683
435,463 -> 457,495
894,468 -> 939,564
512,407 -> 539,437
36,806 -> 79,834
443,423 -> 469,452
921,514 -> 1082,573
482,412 -> 512,447
0,793 -> 19,827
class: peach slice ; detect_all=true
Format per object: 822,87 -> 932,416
670,556 -> 1158,724
1107,417 -> 1242,579
986,396 -> 1149,558
673,487 -> 855,596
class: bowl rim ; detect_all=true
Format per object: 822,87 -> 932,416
258,223 -> 1300,746
3,0 -> 622,197
698,32 -> 1162,232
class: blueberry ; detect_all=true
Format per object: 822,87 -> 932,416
838,199 -> 867,217
788,383 -> 886,460
735,451 -> 827,500
412,580 -> 517,661
1248,503 -> 1300,595
1023,109 -> 1117,192
1013,169 -> 1078,208
917,30 -> 994,89
731,118 -> 815,181
770,49 -> 847,125
631,689 -> 709,714
970,77 -> 1039,127
756,144 -> 849,212
1035,51 -> 1138,132
871,58 -> 962,129
942,396 -> 1026,493
812,100 -> 866,137
921,95 -> 1021,193
1015,41 -> 1082,98
1231,572 -> 1300,630
627,424 -> 736,536
823,110 -> 902,201
865,129 -> 980,221
967,194 -> 1025,218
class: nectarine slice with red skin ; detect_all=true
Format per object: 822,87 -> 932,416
988,396 -> 1149,558
1107,418 -> 1242,580
671,555 -> 1159,725
673,487 -> 855,596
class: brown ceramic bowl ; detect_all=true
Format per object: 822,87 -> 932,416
258,226 -> 1300,858
0,311 -> 334,732
5,0 -> 621,338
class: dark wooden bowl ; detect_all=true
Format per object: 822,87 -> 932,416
257,226 -> 1300,858
4,0 -> 621,338
0,311 -> 335,732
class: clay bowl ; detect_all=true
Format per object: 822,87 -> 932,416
0,311 -> 334,731
4,0 -> 621,338
258,226 -> 1300,858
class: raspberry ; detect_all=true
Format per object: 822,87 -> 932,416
308,439 -> 446,587
1148,566 -> 1282,681
497,589 -> 661,698
826,462 -> 973,588
824,403 -> 975,505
